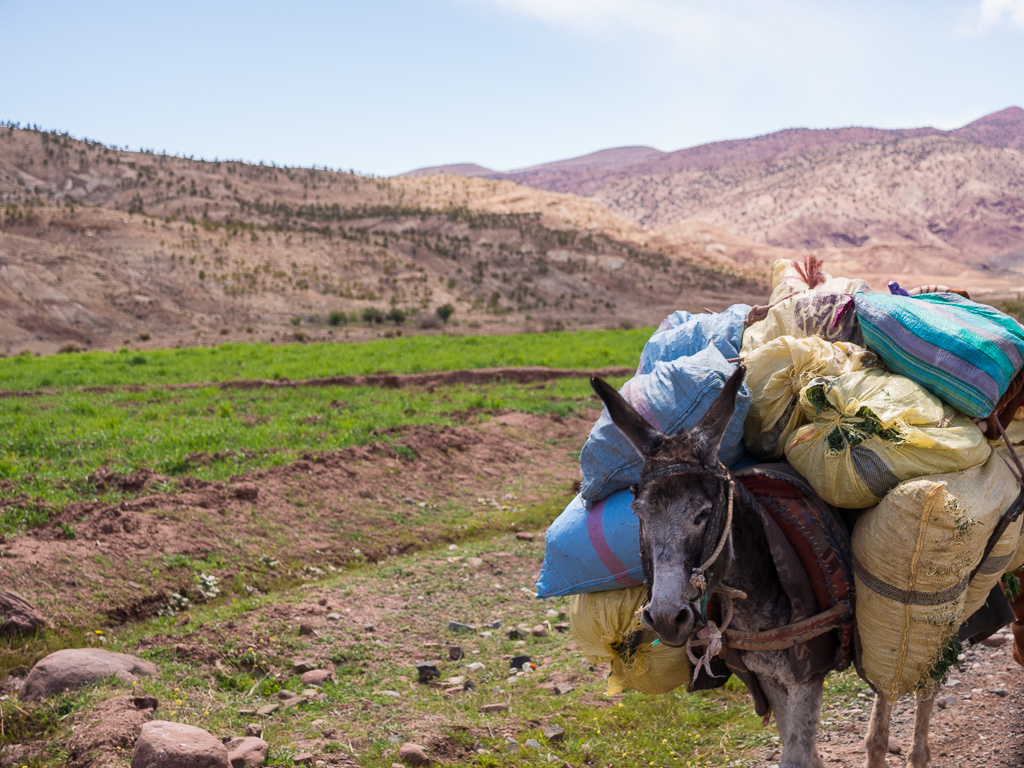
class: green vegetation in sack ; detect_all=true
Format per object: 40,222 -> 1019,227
0,328 -> 651,392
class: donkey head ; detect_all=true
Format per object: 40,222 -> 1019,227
590,366 -> 744,647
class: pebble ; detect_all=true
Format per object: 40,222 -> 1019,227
449,621 -> 476,632
544,725 -> 566,743
485,621 -> 501,629
479,631 -> 492,638
553,683 -> 574,696
990,688 -> 1008,697
546,609 -> 560,619
525,739 -> 543,749
448,676 -> 466,686
327,613 -> 342,621
245,723 -> 262,738
515,532 -> 535,541
294,753 -> 315,764
467,662 -> 485,671
398,743 -> 431,767
381,690 -> 402,698
292,659 -> 318,674
275,690 -> 297,700
531,625 -> 548,638
416,662 -> 440,683
256,703 -> 279,716
480,703 -> 509,713
554,623 -> 570,633
280,696 -> 305,710
448,645 -> 464,661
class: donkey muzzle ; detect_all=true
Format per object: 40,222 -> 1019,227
642,599 -> 698,647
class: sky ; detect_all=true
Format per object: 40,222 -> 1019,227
1,0 -> 1023,176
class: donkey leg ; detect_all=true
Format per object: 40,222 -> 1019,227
865,692 -> 892,768
760,676 -> 825,768
905,688 -> 935,768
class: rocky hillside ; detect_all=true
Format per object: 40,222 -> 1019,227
404,107 -> 1024,263
0,127 -> 766,353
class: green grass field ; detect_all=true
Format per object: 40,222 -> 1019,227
0,328 -> 652,392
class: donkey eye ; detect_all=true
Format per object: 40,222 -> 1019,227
692,508 -> 711,526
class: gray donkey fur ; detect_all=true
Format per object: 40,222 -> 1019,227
591,366 -> 935,768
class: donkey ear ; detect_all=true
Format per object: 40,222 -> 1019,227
590,376 -> 663,457
691,365 -> 745,466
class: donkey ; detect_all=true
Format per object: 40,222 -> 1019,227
590,366 -> 937,768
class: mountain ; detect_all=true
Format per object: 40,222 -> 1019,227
0,127 -> 767,353
405,108 -> 1024,261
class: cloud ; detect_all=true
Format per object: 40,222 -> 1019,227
958,0 -> 1024,34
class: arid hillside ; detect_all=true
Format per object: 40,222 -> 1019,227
0,127 -> 767,353
404,107 -> 1024,270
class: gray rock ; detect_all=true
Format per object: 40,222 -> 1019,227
292,658 -> 317,674
21,648 -> 157,701
225,737 -> 268,768
553,683 -> 574,696
531,625 -> 548,638
256,703 -> 279,716
544,725 -> 565,743
448,621 -> 475,632
0,591 -> 46,637
274,689 -> 297,700
525,739 -> 542,749
480,703 -> 508,713
416,662 -> 440,683
447,645 -> 464,661
244,723 -> 262,738
131,720 -> 229,768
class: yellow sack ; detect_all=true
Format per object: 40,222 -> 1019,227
854,453 -> 1024,700
569,586 -> 690,695
785,369 -> 991,509
741,258 -> 870,354
743,336 -> 878,459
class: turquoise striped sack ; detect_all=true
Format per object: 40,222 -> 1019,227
853,292 -> 1024,418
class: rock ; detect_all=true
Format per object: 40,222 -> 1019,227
380,690 -> 402,698
466,557 -> 484,568
515,532 -> 535,541
888,738 -> 902,755
0,591 -> 46,637
398,743 -> 431,766
507,628 -> 526,640
448,621 -> 475,632
301,669 -> 333,686
463,679 -> 476,691
447,645 -> 464,661
326,613 -> 342,621
321,728 -> 336,738
245,723 -> 262,738
298,622 -> 316,636
479,703 -> 508,713
554,623 -> 570,634
131,720 -> 229,768
510,655 -> 532,670
525,739 -> 543,749
237,709 -> 257,716
416,662 -> 440,683
231,483 -> 259,501
280,696 -> 305,710
991,688 -> 1008,697
553,683 -> 574,696
274,689 -> 297,700
544,725 -> 565,743
545,609 -> 559,619
256,704 -> 279,716
301,688 -> 318,697
467,662 -> 485,672
292,659 -> 317,674
21,649 -> 158,701
981,634 -> 1008,647
292,754 -> 314,765
485,621 -> 501,629
447,676 -> 466,686
444,686 -> 464,696
531,625 -> 548,638
226,737 -> 269,768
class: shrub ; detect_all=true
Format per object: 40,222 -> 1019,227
436,303 -> 455,324
328,310 -> 346,326
386,308 -> 407,325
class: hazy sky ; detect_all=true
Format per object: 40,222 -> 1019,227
2,0 -> 1023,176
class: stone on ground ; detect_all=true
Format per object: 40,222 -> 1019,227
0,591 -> 46,636
21,648 -> 158,701
131,721 -> 229,768
398,743 -> 431,766
224,736 -> 269,768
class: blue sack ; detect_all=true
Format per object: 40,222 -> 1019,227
637,304 -> 749,374
579,344 -> 749,503
535,489 -> 644,598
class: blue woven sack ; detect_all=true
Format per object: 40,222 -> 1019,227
579,344 -> 749,503
637,303 -> 750,374
854,292 -> 1024,419
535,490 -> 644,598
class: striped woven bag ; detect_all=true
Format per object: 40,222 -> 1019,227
853,292 -> 1024,419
